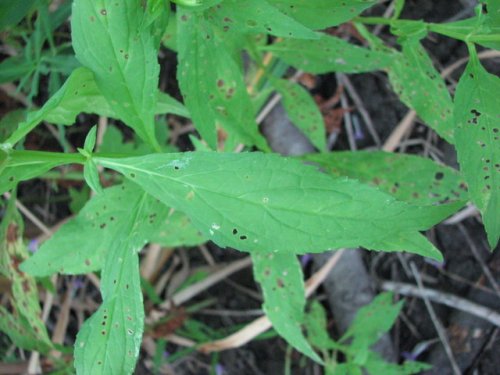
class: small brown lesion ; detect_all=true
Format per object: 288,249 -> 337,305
6,223 -> 18,243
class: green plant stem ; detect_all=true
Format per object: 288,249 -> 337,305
9,150 -> 86,165
356,16 -> 500,44
7,150 -> 141,168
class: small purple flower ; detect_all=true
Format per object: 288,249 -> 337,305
72,277 -> 85,291
215,364 -> 225,375
163,351 -> 170,358
300,254 -> 313,268
402,340 -> 435,361
354,127 -> 365,141
28,239 -> 39,253
424,258 -> 445,270
401,351 -> 416,361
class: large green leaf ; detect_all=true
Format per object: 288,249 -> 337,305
177,9 -> 268,150
268,0 -> 377,30
263,34 -> 392,74
97,152 -> 453,259
454,56 -> 500,249
205,0 -> 318,39
21,183 -> 205,277
73,194 -> 146,375
71,0 -> 167,149
0,197 -> 52,352
388,40 -> 454,143
252,252 -> 321,363
273,79 -> 326,151
302,151 -> 467,207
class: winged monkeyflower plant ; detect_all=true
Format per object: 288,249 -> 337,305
0,0 -> 498,373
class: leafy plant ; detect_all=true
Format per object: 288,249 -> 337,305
303,293 -> 431,374
0,0 -> 498,373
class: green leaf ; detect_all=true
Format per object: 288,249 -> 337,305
268,0 -> 377,30
84,125 -> 98,152
162,10 -> 178,51
99,126 -> 144,155
156,93 -> 190,118
364,352 -> 431,375
205,0 -> 318,39
454,56 -> 500,249
252,252 -> 321,363
0,110 -> 26,143
388,40 -> 454,143
68,186 -> 90,214
431,17 -> 500,51
273,79 -> 326,151
74,195 -> 146,375
83,159 -> 103,194
0,0 -> 37,30
71,0 -> 163,149
5,68 -> 115,146
21,183 -> 205,277
302,151 -> 467,207
97,152 -> 450,259
263,34 -> 392,74
177,10 -> 268,150
5,67 -> 188,147
341,293 -> 402,352
0,151 -> 74,195
0,57 -> 36,84
0,197 -> 52,352
305,301 -> 343,351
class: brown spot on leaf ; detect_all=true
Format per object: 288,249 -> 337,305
22,280 -> 31,293
6,223 -> 18,243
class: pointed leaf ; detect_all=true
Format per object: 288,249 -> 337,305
71,0 -> 163,147
454,57 -> 500,249
0,110 -> 25,143
364,352 -> 431,375
0,57 -> 36,84
273,79 -> 326,151
74,195 -> 146,375
388,40 -> 454,143
0,151 -> 79,195
177,9 -> 268,150
97,152 -> 448,259
83,125 -> 98,152
263,34 -> 392,74
304,301 -> 344,351
5,67 -> 188,147
205,0 -> 318,39
0,0 -> 36,30
252,252 -> 321,363
21,183 -> 205,277
341,293 -> 402,352
6,68 -> 114,146
83,159 -> 103,194
268,0 -> 377,30
302,151 -> 467,207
